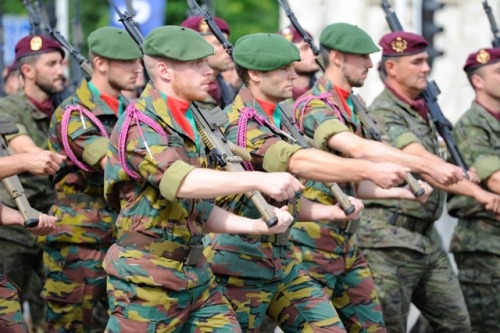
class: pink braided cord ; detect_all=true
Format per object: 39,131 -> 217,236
236,106 -> 281,171
293,92 -> 344,132
61,104 -> 109,172
118,102 -> 168,180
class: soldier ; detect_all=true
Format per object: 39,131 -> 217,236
41,27 -> 143,332
357,31 -> 500,333
278,25 -> 319,100
205,32 -> 411,333
289,22 -> 440,332
181,15 -> 235,109
446,48 -> 500,333
0,34 -> 67,332
103,25 -> 301,332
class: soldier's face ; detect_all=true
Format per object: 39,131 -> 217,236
294,41 -> 319,75
204,34 -> 233,74
340,53 -> 373,88
34,52 -> 65,94
171,58 -> 213,102
106,58 -> 143,92
475,62 -> 500,100
256,64 -> 297,104
392,52 -> 430,94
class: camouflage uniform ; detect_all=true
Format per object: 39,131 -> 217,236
357,87 -> 470,333
205,86 -> 344,333
291,76 -> 385,332
42,80 -> 119,332
0,92 -> 54,327
103,83 -> 240,333
447,102 -> 500,333
0,274 -> 28,333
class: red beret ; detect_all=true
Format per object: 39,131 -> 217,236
14,35 -> 65,62
463,48 -> 500,72
278,25 -> 312,44
379,31 -> 428,57
181,15 -> 230,37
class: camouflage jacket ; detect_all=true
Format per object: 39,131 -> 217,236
357,87 -> 444,253
448,102 -> 500,255
290,76 -> 362,254
103,83 -> 215,291
0,92 -> 55,246
207,86 -> 303,280
43,80 -> 118,245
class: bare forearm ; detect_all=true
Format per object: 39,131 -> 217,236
0,154 -> 29,178
204,206 -> 266,234
9,135 -> 44,154
357,180 -> 414,200
177,169 -> 264,199
0,204 -> 23,227
289,149 -> 372,183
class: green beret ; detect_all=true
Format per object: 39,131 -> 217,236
88,27 -> 142,60
143,26 -> 214,61
233,33 -> 300,71
319,23 -> 379,55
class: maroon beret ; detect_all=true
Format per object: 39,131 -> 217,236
15,35 -> 65,62
463,48 -> 500,72
379,31 -> 428,57
181,15 -> 230,37
278,25 -> 312,44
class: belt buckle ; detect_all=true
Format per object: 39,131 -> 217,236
345,220 -> 360,234
184,244 -> 204,266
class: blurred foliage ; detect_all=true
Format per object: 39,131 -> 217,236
3,0 -> 280,54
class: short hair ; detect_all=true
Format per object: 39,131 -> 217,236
17,54 -> 40,78
235,63 -> 250,86
319,45 -> 331,67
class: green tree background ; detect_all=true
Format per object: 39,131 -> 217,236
3,0 -> 280,55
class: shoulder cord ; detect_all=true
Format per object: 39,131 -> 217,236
293,92 -> 345,132
118,102 -> 168,180
61,104 -> 108,172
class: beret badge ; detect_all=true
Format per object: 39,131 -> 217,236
199,20 -> 209,33
476,49 -> 490,64
281,28 -> 293,42
391,36 -> 408,53
30,36 -> 43,51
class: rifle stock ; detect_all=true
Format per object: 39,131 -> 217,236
0,117 -> 39,227
191,103 -> 279,227
380,0 -> 469,177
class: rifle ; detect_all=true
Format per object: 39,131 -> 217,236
192,103 -> 279,226
277,0 -> 424,197
108,0 -> 144,53
189,0 -> 355,215
69,0 -> 85,90
111,2 -> 280,227
381,0 -> 469,178
276,0 -> 325,72
482,0 -> 500,47
0,116 -> 39,227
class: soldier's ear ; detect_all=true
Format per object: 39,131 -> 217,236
157,61 -> 173,81
247,70 -> 261,83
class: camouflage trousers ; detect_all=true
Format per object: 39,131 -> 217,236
293,243 -> 386,333
0,274 -> 28,333
361,247 -> 471,333
105,275 -> 241,333
215,259 -> 346,333
43,243 -> 109,333
454,252 -> 500,333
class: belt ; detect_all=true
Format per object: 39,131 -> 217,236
328,219 -> 360,234
116,230 -> 204,266
387,212 -> 431,234
246,229 -> 291,245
